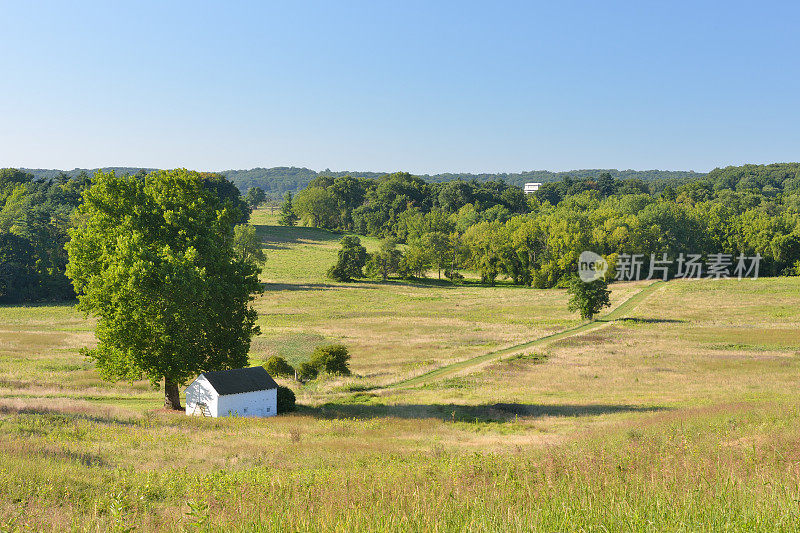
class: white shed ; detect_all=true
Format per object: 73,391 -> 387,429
184,366 -> 278,418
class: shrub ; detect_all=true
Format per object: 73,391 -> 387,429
296,361 -> 319,381
309,344 -> 351,376
264,356 -> 295,378
276,385 -> 296,413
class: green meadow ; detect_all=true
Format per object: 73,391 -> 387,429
1,208 -> 800,531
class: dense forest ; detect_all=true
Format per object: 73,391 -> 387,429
23,166 -> 707,198
288,164 -> 800,286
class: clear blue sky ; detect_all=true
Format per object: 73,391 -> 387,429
1,1 -> 798,174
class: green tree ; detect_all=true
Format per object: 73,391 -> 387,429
233,224 -> 266,267
566,276 -> 611,320
65,169 -> 262,410
463,221 -> 512,286
294,187 -> 338,228
0,232 -> 40,303
198,172 -> 250,224
245,187 -> 267,209
423,231 -> 451,279
365,238 -> 402,280
278,191 -> 299,226
327,236 -> 367,282
399,238 -> 432,279
309,344 -> 351,376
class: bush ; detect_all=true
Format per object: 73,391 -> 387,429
264,356 -> 295,378
309,344 -> 351,376
296,361 -> 319,381
276,385 -> 296,413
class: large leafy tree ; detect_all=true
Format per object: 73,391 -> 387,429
66,169 -> 261,409
567,276 -> 611,320
327,236 -> 367,282
293,187 -> 338,228
245,186 -> 267,209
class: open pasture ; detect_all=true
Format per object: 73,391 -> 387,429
1,214 -> 799,531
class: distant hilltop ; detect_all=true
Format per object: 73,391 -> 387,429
18,166 -> 706,197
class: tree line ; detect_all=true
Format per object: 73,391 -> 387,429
286,167 -> 800,287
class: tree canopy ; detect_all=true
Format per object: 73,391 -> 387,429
567,277 -> 611,320
327,236 -> 367,282
65,169 -> 262,409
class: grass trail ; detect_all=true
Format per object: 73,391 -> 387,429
387,280 -> 665,389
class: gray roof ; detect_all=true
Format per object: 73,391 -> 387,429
199,367 -> 278,396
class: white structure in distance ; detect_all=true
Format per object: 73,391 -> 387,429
523,182 -> 542,194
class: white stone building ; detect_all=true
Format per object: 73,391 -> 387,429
524,182 -> 542,194
184,366 -> 278,418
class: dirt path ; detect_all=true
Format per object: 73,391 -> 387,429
386,281 -> 665,389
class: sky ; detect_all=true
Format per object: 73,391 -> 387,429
1,1 -> 798,174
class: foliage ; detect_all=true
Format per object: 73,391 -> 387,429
296,361 -> 319,381
276,385 -> 297,413
198,172 -> 250,225
291,164 -> 800,287
327,236 -> 367,282
365,238 -> 402,280
0,232 -> 40,303
264,356 -> 295,378
566,276 -> 611,320
308,344 -> 351,376
245,186 -> 267,208
233,224 -> 266,267
65,169 -> 262,408
294,187 -> 338,228
0,167 -> 252,303
0,169 -> 89,301
278,192 -> 299,226
206,165 -> 706,197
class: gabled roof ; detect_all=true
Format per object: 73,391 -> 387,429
198,366 -> 278,396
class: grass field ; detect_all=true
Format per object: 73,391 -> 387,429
1,209 -> 800,531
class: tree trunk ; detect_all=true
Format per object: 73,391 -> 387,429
164,379 -> 182,410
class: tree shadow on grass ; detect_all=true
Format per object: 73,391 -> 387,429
0,300 -> 78,309
351,278 -> 537,290
261,282 -> 339,292
254,224 -> 343,247
261,282 -> 383,291
303,401 -> 667,423
618,318 -> 687,324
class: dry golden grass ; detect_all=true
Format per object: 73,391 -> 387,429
2,216 -> 800,530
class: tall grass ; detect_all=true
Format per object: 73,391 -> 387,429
2,213 -> 800,530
